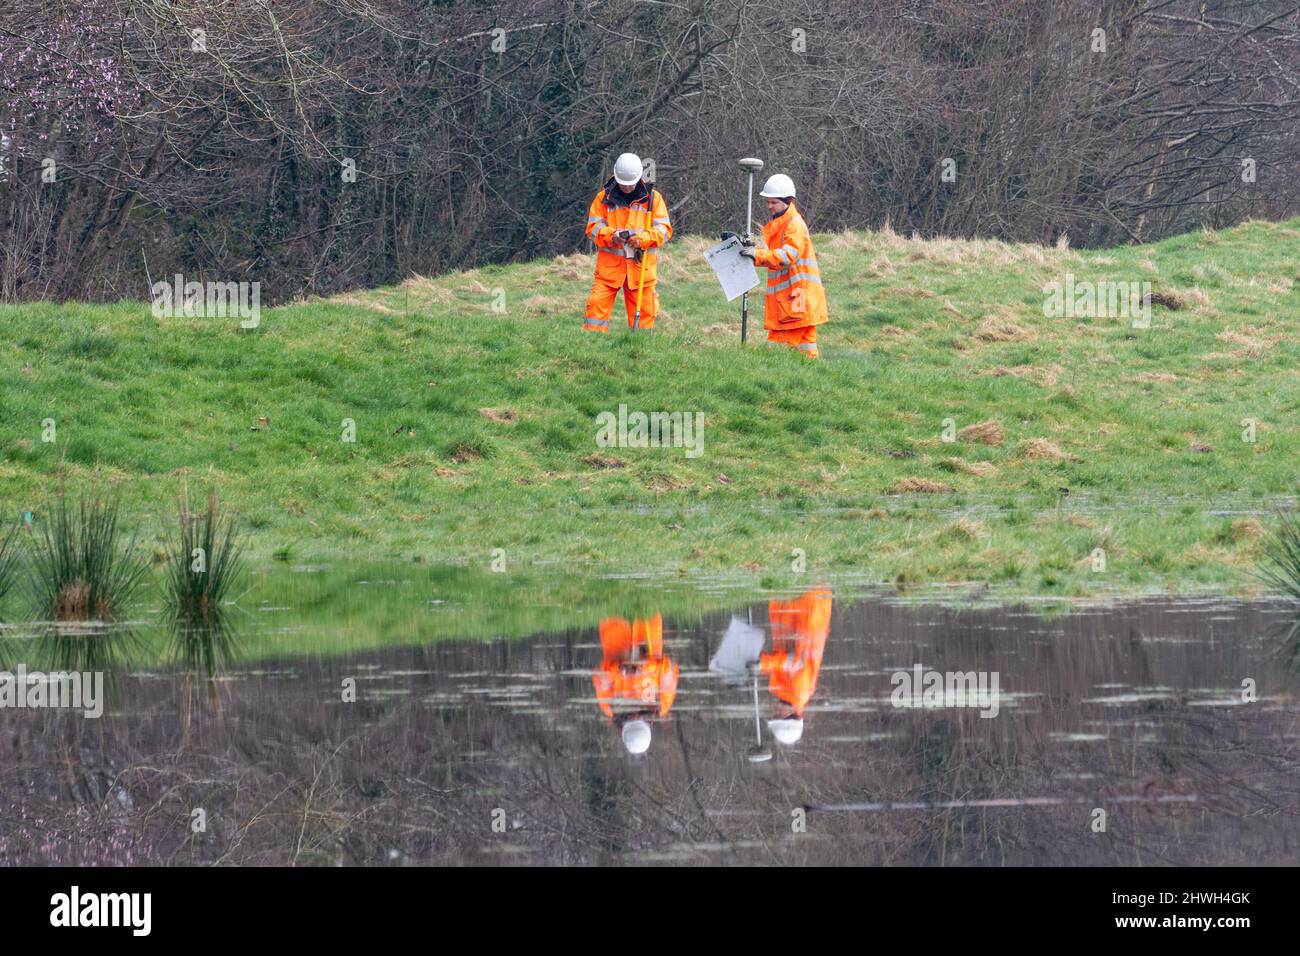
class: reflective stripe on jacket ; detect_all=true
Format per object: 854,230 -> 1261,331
586,185 -> 672,288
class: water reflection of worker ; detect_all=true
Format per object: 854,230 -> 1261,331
761,588 -> 832,746
592,614 -> 679,755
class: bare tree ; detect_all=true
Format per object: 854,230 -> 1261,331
2,0 -> 1298,302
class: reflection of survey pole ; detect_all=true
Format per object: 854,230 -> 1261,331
747,602 -> 770,762
747,669 -> 771,763
738,157 -> 764,344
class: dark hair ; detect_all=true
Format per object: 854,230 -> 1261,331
613,707 -> 660,726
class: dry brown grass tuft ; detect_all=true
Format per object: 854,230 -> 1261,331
975,314 -> 1035,342
1019,438 -> 1072,461
958,420 -> 1005,445
395,274 -> 454,306
520,294 -> 563,315
52,582 -> 105,620
865,256 -> 896,277
1229,518 -> 1264,542
1215,329 -> 1271,359
943,457 -> 998,477
551,252 -> 592,280
582,453 -> 625,469
1147,289 -> 1184,310
942,517 -> 987,540
984,364 -> 1064,387
904,236 -> 968,264
890,477 -> 955,493
330,295 -> 397,313
645,474 -> 691,492
478,407 -> 518,424
826,230 -> 862,251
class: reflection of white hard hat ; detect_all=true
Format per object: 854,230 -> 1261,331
768,717 -> 804,745
622,719 -> 652,754
614,152 -> 643,186
759,173 -> 796,199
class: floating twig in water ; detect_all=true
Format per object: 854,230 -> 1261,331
805,794 -> 1199,813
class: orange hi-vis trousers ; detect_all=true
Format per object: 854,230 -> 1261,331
583,273 -> 659,332
767,324 -> 819,358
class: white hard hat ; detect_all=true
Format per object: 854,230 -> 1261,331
768,717 -> 804,745
614,153 -> 643,186
759,173 -> 796,199
622,719 -> 652,754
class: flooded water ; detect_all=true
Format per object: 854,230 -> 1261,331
2,572 -> 1298,866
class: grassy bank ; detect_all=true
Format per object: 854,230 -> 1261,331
2,219 -> 1298,597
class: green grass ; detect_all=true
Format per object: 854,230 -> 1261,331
0,519 -> 18,613
27,494 -> 149,621
2,219 -> 1300,597
164,485 -> 246,623
163,486 -> 247,675
1259,507 -> 1300,601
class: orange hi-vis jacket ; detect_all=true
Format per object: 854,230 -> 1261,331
760,587 -> 832,717
585,182 -> 672,289
751,202 -> 828,330
592,614 -> 679,719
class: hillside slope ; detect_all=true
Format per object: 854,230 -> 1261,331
2,219 -> 1298,595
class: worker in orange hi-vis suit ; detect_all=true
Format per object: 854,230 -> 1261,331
591,613 -> 678,755
583,152 -> 672,332
738,173 -> 828,358
760,587 -> 833,745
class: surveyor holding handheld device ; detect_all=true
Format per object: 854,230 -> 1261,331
738,174 -> 828,358
582,153 -> 673,332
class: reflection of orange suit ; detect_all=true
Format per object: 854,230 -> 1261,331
592,614 -> 678,718
760,588 -> 832,717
